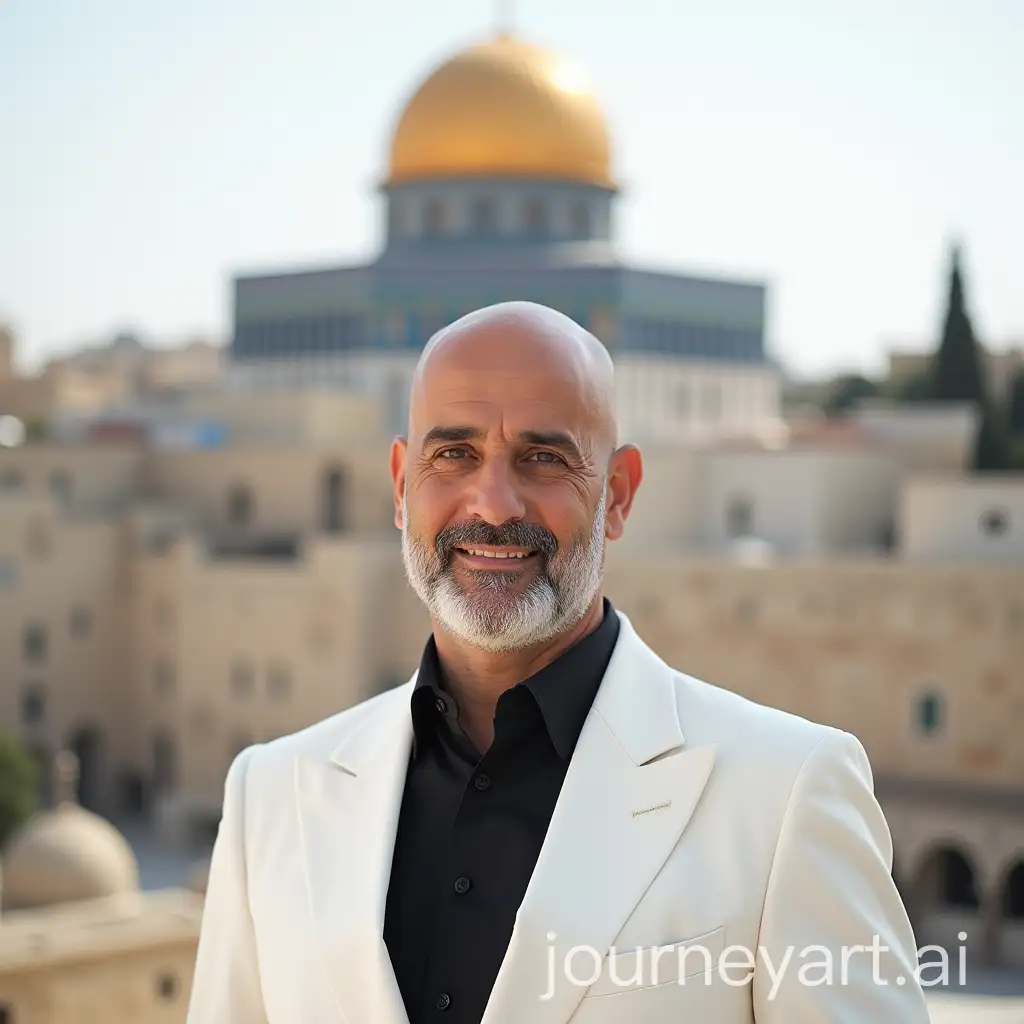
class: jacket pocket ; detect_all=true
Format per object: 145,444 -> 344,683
585,925 -> 726,997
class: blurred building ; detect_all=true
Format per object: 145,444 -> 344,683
1,386 -> 1022,971
0,752 -> 203,1021
0,326 -> 224,427
225,34 -> 781,444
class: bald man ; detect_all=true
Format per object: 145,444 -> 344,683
188,303 -> 929,1024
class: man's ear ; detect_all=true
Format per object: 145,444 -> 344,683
604,444 -> 643,542
390,436 -> 408,530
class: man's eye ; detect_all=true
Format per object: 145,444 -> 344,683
438,448 -> 467,459
529,451 -> 563,464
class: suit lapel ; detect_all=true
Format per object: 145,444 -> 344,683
295,682 -> 416,1024
479,614 -> 716,1024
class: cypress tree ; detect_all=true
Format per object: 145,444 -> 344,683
1008,368 -> 1024,435
928,245 -> 1009,470
929,244 -> 987,403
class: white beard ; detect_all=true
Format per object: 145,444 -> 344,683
401,483 -> 607,653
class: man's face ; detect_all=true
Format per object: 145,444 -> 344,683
395,326 -> 612,652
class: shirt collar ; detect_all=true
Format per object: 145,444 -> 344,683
410,599 -> 620,761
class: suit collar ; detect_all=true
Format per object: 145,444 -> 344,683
311,611 -> 715,1024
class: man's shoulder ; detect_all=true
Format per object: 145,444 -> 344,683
668,663 -> 858,777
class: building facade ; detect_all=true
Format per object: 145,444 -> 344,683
225,34 -> 781,444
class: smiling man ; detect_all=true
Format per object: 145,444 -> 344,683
188,302 -> 930,1024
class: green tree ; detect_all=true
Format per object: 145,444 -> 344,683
823,374 -> 880,416
929,245 -> 987,403
973,404 -> 1011,472
1007,368 -> 1024,435
927,245 -> 1009,470
0,729 -> 38,849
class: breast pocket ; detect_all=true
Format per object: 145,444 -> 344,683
586,925 -> 726,997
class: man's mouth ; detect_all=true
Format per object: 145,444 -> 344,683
453,546 -> 540,568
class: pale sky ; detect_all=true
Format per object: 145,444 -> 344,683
1,0 -> 1021,378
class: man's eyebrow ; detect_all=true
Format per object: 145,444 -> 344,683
518,430 -> 585,461
419,426 -> 586,462
420,425 -> 483,450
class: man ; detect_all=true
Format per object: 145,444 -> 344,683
188,302 -> 929,1023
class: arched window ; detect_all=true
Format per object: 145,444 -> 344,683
569,201 -> 591,238
523,198 -> 548,237
1001,862 -> 1024,920
423,199 -> 448,237
914,847 -> 980,910
471,197 -> 498,236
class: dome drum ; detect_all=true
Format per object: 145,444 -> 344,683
383,178 -> 613,246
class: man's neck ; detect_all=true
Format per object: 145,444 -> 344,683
431,596 -> 606,754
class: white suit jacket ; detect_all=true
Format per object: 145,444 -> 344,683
187,611 -> 929,1023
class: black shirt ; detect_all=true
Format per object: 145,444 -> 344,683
382,599 -> 620,1024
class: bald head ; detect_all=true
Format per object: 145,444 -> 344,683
391,300 -> 642,654
409,302 -> 617,451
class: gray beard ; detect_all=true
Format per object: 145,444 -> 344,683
401,484 -> 607,653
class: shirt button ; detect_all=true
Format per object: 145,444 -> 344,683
474,773 -> 491,791
435,697 -> 447,714
454,876 -> 471,895
435,992 -> 451,1010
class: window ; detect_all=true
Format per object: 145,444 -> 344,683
471,197 -> 498,236
156,973 -> 180,1002
321,467 -> 347,533
267,663 -> 291,701
231,660 -> 254,698
916,690 -> 944,736
23,622 -> 47,663
49,468 -> 73,503
725,496 -> 754,539
979,507 -> 1010,537
154,657 -> 175,696
423,198 -> 447,237
227,484 -> 253,526
1003,862 -> 1024,919
523,198 -> 548,236
21,684 -> 45,725
569,201 -> 591,238
69,606 -> 92,638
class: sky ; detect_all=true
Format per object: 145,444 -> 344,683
1,0 -> 1021,379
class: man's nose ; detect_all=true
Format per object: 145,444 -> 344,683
463,461 -> 527,525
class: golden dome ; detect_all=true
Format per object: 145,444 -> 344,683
0,752 -> 140,912
387,35 -> 614,188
